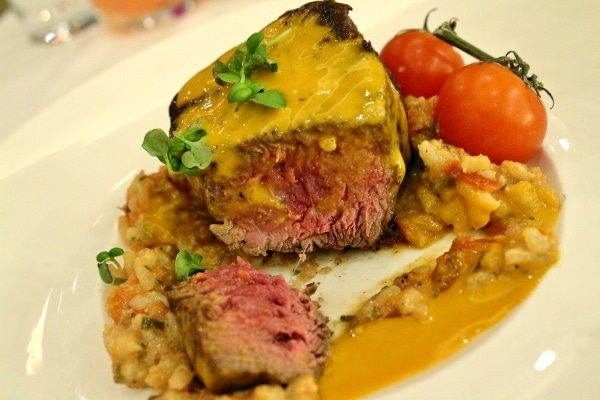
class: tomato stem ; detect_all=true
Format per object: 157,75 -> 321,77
432,18 -> 554,107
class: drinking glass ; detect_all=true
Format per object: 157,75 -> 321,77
90,0 -> 197,31
8,0 -> 99,44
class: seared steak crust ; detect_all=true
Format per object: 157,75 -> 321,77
169,1 -> 364,126
167,258 -> 331,394
280,1 -> 357,41
168,1 -> 411,256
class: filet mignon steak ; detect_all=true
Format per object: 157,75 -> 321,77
166,258 -> 331,393
169,1 -> 411,256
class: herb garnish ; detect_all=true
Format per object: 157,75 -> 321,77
96,247 -> 126,285
213,30 -> 290,109
141,127 -> 212,176
142,30 -> 290,171
141,316 -> 165,331
175,250 -> 208,281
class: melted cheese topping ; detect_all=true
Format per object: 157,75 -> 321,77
173,12 -> 408,182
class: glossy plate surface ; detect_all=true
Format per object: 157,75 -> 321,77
1,0 -> 599,398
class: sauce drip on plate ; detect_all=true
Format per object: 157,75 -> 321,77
319,257 -> 551,399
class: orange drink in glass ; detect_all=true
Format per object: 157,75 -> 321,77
91,0 -> 196,30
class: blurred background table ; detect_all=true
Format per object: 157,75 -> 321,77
0,0 -> 267,138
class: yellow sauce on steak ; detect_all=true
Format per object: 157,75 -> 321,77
172,8 -> 409,183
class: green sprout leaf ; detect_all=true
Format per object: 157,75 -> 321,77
141,129 -> 173,169
213,29 -> 291,109
213,60 -> 229,84
252,90 -> 286,108
245,32 -> 264,54
175,250 -> 208,281
96,247 -> 125,285
228,82 -> 254,103
141,316 -> 165,331
217,72 -> 242,84
142,127 -> 212,175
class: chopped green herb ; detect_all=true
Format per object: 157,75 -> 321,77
213,30 -> 290,109
113,277 -> 127,286
96,247 -> 125,285
340,315 -> 356,322
142,126 -> 212,175
175,250 -> 208,281
141,316 -> 165,331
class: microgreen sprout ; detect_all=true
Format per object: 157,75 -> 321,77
142,126 -> 212,175
96,247 -> 126,285
213,30 -> 291,109
141,316 -> 165,331
340,315 -> 357,323
175,250 -> 208,281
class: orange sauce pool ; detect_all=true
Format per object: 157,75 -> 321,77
319,261 -> 551,399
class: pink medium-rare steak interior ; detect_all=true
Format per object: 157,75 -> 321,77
167,257 -> 331,393
204,129 -> 400,256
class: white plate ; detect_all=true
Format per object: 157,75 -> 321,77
1,0 -> 599,399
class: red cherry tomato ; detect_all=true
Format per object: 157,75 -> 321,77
380,30 -> 464,98
434,62 -> 547,164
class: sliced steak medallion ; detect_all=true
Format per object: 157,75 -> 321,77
170,1 -> 411,256
166,257 -> 331,394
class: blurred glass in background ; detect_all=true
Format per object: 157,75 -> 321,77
90,0 -> 197,31
7,0 -> 99,44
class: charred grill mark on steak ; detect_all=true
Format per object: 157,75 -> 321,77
280,1 -> 358,41
168,93 -> 180,134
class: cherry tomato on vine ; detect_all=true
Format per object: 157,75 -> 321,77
434,62 -> 547,164
380,30 -> 465,98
